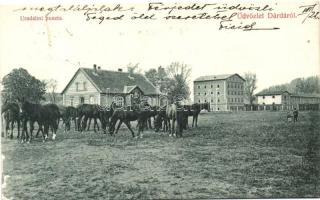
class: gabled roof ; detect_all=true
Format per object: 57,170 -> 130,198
194,73 -> 245,82
61,67 -> 159,95
123,85 -> 144,94
255,90 -> 290,96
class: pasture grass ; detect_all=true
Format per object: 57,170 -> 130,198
1,111 -> 320,199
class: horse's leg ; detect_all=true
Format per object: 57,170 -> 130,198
172,118 -> 176,137
195,115 -> 198,127
86,117 -> 92,131
82,116 -> 88,132
29,121 -> 35,142
148,118 -> 152,129
168,119 -> 171,136
5,120 -> 9,138
192,115 -> 195,128
115,120 -> 122,134
74,118 -> 77,131
124,121 -> 135,138
52,121 -> 57,140
10,121 -> 14,139
43,123 -> 49,142
17,119 -> 20,139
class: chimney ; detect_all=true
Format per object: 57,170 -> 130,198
97,66 -> 101,70
93,64 -> 97,70
118,68 -> 123,72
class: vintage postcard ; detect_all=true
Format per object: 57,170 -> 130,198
0,0 -> 319,199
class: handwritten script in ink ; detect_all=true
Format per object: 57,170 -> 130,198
13,2 -> 320,31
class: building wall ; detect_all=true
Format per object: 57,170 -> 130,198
257,95 -> 282,105
63,71 -> 100,106
194,74 -> 245,111
225,75 -> 245,111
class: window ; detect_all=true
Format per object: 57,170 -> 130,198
218,98 -> 220,102
217,107 -> 220,111
113,96 -> 124,107
272,95 -> 275,98
198,86 -> 200,89
83,82 -> 87,91
198,93 -> 200,96
217,92 -> 220,95
204,85 -> 206,89
211,92 -> 213,94
70,97 -> 74,106
231,98 -> 233,102
80,97 -> 85,104
205,100 -> 207,102
198,100 -> 201,103
263,96 -> 265,99
75,82 -> 79,91
211,99 -> 213,102
89,96 -> 95,104
211,85 -> 213,88
204,92 -> 207,95
217,84 -> 220,88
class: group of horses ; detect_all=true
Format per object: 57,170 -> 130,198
1,100 -> 210,142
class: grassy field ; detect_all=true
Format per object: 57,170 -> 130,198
1,111 -> 320,199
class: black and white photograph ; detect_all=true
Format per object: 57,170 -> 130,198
0,0 -> 319,199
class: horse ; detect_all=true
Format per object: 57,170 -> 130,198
1,102 -> 20,139
108,106 -> 150,138
183,103 -> 210,128
76,104 -> 101,132
166,103 -> 185,137
18,101 -> 60,142
76,103 -> 114,133
154,105 -> 169,133
59,106 -> 77,132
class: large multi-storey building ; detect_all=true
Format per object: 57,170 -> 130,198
194,74 -> 245,111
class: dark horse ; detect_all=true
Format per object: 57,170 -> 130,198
108,107 -> 150,138
1,102 -> 20,139
19,101 -> 60,142
183,102 -> 210,128
154,105 -> 169,133
76,103 -> 114,133
59,106 -> 77,132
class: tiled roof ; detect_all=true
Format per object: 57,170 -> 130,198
62,68 -> 159,95
255,90 -> 290,96
194,74 -> 245,82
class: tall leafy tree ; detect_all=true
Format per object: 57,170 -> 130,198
244,72 -> 257,105
2,68 -> 46,103
145,66 -> 171,93
166,62 -> 191,102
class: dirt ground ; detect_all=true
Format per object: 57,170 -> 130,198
1,111 -> 320,199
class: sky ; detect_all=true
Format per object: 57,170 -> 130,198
0,1 -> 319,97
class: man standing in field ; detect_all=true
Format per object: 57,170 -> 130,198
293,108 -> 299,123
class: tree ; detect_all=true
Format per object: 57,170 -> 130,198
166,62 -> 192,102
145,66 -> 171,93
244,72 -> 257,105
44,79 -> 58,103
259,76 -> 320,95
1,68 -> 46,103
